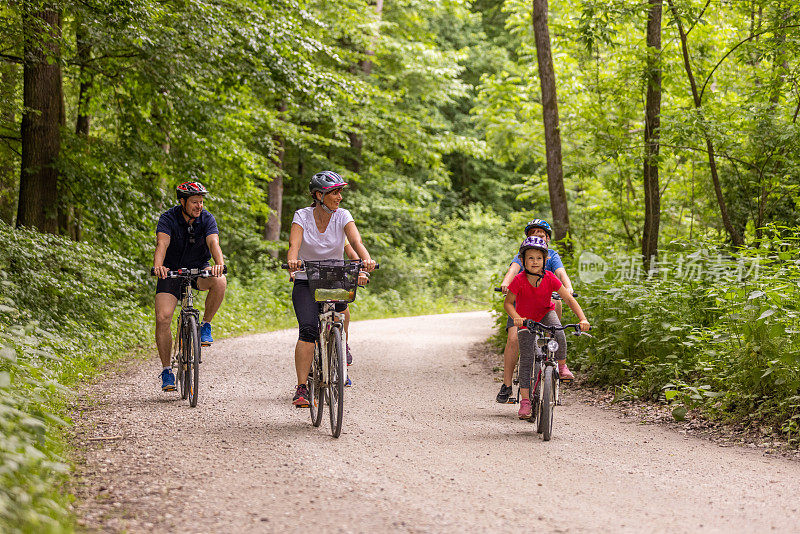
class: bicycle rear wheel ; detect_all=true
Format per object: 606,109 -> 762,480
327,326 -> 345,438
309,340 -> 324,427
540,366 -> 555,441
185,315 -> 201,407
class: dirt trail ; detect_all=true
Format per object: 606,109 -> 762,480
72,311 -> 800,532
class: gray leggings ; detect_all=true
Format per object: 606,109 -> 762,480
517,311 -> 567,389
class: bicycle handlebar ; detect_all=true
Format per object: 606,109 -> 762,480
281,260 -> 380,271
522,319 -> 591,336
493,287 -> 579,299
151,266 -> 227,278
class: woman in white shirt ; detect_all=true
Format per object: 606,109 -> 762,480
286,171 -> 376,407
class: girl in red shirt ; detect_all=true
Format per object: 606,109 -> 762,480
504,236 -> 590,419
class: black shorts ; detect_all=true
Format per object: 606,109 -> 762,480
292,279 -> 347,343
156,276 -> 202,299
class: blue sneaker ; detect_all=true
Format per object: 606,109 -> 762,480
200,322 -> 213,346
345,376 -> 352,387
161,369 -> 176,392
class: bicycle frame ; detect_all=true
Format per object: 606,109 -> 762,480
173,280 -> 201,366
317,302 -> 347,386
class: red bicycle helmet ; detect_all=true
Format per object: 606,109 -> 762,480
176,181 -> 208,200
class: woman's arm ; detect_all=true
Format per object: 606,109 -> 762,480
287,223 -> 304,272
554,267 -> 574,295
500,263 -> 521,294
344,221 -> 375,272
556,285 -> 590,331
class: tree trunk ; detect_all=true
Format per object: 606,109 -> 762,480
0,63 -> 19,225
265,102 -> 287,258
531,0 -> 570,247
642,0 -> 662,271
18,7 -> 63,234
75,20 -> 92,137
666,0 -> 744,247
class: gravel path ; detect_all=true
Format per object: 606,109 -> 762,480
72,311 -> 800,532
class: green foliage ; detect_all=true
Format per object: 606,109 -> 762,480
0,221 -> 157,532
571,235 -> 800,436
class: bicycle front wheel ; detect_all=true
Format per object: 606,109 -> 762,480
532,361 -> 542,430
178,322 -> 189,400
185,315 -> 201,407
309,340 -> 324,427
540,366 -> 555,441
327,326 -> 345,438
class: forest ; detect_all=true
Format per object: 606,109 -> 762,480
1,0 -> 799,530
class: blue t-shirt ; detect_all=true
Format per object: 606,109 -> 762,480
511,248 -> 563,274
156,205 -> 219,269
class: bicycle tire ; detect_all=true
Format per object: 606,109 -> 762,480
186,315 -> 200,407
309,340 -> 324,427
532,361 -> 542,430
540,366 -> 555,441
327,326 -> 345,438
178,321 -> 189,400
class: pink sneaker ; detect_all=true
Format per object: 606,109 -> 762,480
518,398 -> 532,419
559,363 -> 574,381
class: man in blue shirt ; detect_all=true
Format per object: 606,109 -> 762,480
496,219 -> 575,403
153,181 -> 226,391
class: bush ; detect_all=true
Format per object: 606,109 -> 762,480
568,235 -> 800,440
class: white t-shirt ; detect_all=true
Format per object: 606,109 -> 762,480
291,207 -> 354,280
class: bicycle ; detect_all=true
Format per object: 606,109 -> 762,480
282,259 -> 378,437
151,266 -> 227,407
520,319 -> 591,441
493,287 -> 579,406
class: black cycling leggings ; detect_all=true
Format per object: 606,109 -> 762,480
292,279 -> 347,343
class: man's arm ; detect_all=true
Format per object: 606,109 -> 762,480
205,233 -> 225,276
153,232 -> 171,279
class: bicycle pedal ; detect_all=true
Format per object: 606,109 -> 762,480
507,399 -> 518,404
559,378 -> 573,384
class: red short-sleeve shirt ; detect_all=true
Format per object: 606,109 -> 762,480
508,270 -> 562,322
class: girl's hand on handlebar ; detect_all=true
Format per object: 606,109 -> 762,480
513,316 -> 524,328
358,271 -> 370,286
287,259 -> 303,272
499,282 -> 510,295
579,319 -> 591,332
